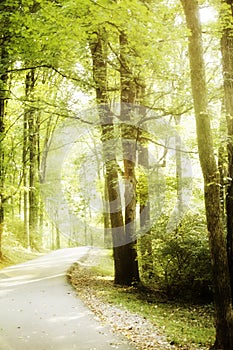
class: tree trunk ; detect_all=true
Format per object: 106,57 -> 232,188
56,226 -> 60,249
0,36 -> 9,259
25,69 -> 39,249
0,98 -> 4,260
103,172 -> 112,248
181,0 -> 233,348
218,113 -> 227,222
221,0 -> 233,303
89,31 -> 130,284
22,105 -> 30,248
119,31 -> 140,284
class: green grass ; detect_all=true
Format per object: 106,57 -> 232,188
105,289 -> 214,348
0,246 -> 41,269
89,249 -> 215,349
0,231 -> 44,270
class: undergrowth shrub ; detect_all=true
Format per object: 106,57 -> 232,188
141,212 -> 213,301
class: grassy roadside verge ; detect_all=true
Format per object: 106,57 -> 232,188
68,249 -> 215,350
0,246 -> 43,269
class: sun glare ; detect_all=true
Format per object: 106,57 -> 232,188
200,6 -> 218,24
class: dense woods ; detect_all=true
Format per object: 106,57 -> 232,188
1,0 -> 233,348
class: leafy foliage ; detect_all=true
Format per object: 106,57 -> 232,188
147,212 -> 212,301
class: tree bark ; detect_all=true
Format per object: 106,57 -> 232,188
181,0 -> 233,348
0,34 -> 9,259
89,31 -> 130,284
103,175 -> 112,248
217,113 -> 227,222
119,31 -> 140,284
22,104 -> 29,248
25,69 -> 39,249
221,0 -> 233,303
0,89 -> 5,259
56,226 -> 60,249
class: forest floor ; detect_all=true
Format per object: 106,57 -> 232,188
67,249 -> 214,350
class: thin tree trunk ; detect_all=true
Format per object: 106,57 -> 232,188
22,106 -> 30,248
0,101 -> 4,259
218,110 -> 227,222
25,69 -> 39,248
56,226 -> 60,249
181,0 -> 233,348
221,0 -> 233,303
0,38 -> 9,259
103,174 -> 112,248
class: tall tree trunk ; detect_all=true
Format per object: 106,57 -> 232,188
0,38 -> 9,259
89,31 -> 130,284
0,87 -> 5,259
25,69 -> 39,249
218,111 -> 227,222
181,1 -> 233,349
221,0 -> 233,303
22,106 -> 29,248
103,174 -> 112,248
119,31 -> 140,284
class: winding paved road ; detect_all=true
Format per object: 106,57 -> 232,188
0,247 -> 134,350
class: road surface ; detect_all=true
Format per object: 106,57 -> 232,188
0,247 -> 134,350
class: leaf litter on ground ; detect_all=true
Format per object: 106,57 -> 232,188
67,249 -> 214,350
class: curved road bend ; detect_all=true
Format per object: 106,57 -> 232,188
0,247 -> 135,350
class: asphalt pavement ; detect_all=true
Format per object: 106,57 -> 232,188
0,247 -> 135,350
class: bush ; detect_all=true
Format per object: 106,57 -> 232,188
144,212 -> 213,301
